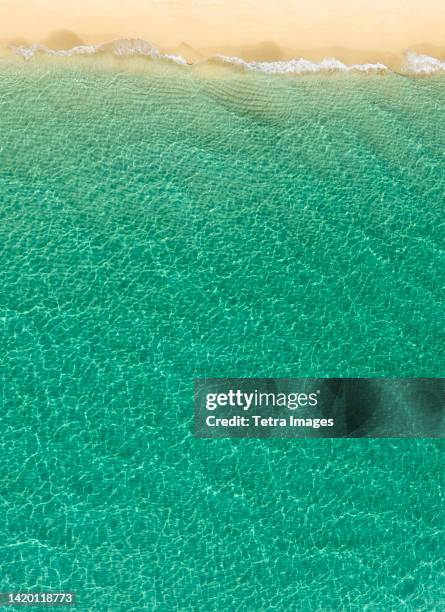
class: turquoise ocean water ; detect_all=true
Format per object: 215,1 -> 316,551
1,56 -> 444,610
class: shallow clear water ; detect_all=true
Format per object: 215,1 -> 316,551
1,59 -> 444,610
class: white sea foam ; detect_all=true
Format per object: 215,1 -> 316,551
402,51 -> 445,75
8,40 -> 445,76
214,55 -> 389,74
11,43 -> 100,60
161,54 -> 188,66
10,38 -> 188,65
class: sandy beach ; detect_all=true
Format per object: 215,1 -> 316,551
1,0 -> 444,66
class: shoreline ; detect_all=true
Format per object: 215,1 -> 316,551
2,38 -> 445,77
2,34 -> 445,67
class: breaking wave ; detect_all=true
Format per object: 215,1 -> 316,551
8,39 -> 445,76
10,38 -> 188,65
214,55 -> 389,74
402,51 -> 445,75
